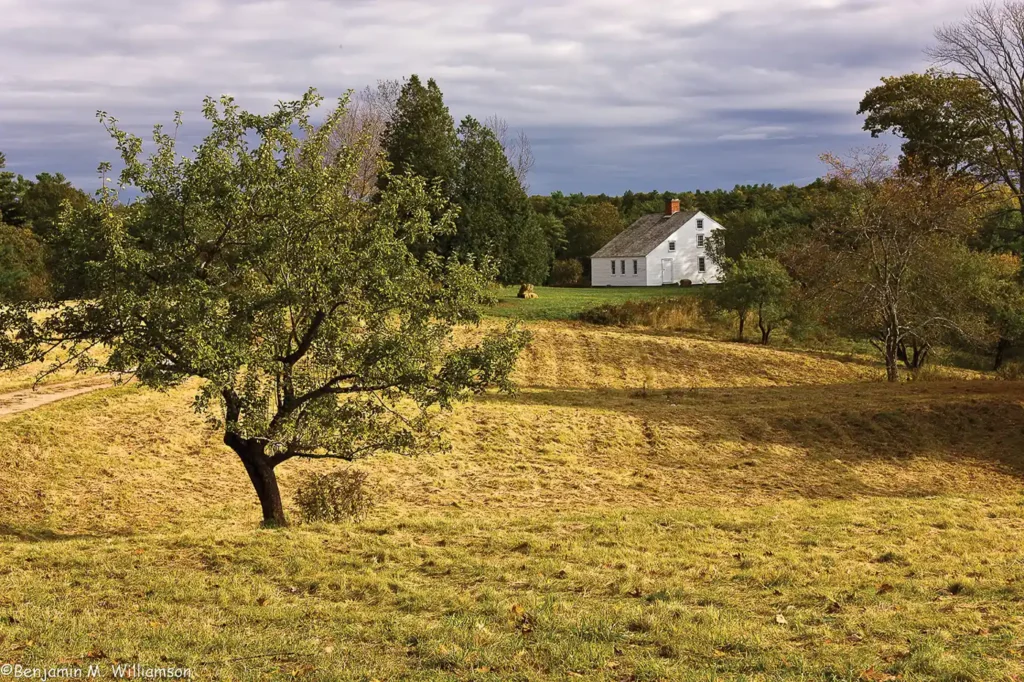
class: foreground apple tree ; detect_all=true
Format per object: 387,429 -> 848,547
2,90 -> 528,526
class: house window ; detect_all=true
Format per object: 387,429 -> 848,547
697,234 -> 704,248
620,260 -> 626,276
697,219 -> 704,230
668,240 -> 676,252
632,260 -> 638,275
611,260 -> 616,275
698,257 -> 706,273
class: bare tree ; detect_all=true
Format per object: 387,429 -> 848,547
484,114 -> 535,191
930,1 -> 1024,219
322,79 -> 402,200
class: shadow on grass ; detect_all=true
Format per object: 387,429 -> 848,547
0,523 -> 134,543
631,329 -> 885,371
485,380 -> 1024,488
772,346 -> 882,370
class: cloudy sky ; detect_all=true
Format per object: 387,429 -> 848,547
1,0 -> 969,196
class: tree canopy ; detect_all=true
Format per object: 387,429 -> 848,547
928,1 -> 1024,222
561,202 -> 623,261
858,70 -> 999,177
0,222 -> 49,302
0,154 -> 33,228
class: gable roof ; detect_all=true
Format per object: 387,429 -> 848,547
591,210 -> 700,258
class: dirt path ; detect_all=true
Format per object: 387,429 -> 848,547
0,378 -> 115,418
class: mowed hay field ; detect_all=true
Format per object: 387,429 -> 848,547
2,322 -> 1024,680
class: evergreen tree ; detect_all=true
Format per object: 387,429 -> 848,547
0,153 -> 31,228
378,78 -> 550,283
454,117 -> 548,284
379,75 -> 458,199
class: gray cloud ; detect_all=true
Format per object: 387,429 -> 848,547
0,0 -> 970,194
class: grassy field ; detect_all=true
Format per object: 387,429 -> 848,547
487,285 -> 701,320
1,321 -> 1023,680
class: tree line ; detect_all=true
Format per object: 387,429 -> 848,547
0,76 -> 556,299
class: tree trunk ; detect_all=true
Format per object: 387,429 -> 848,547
883,327 -> 901,382
227,435 -> 287,527
994,337 -> 1010,371
897,340 -> 929,370
738,311 -> 746,341
884,339 -> 901,382
885,353 -> 900,382
878,308 -> 902,382
757,307 -> 772,345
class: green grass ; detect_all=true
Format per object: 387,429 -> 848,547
486,285 -> 702,320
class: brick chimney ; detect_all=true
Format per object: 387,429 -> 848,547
664,198 -> 680,216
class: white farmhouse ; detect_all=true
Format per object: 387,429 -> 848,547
591,199 -> 724,286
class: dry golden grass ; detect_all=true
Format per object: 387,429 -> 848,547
0,356 -> 85,393
0,337 -> 111,393
513,321 -> 885,390
1,321 -> 1023,680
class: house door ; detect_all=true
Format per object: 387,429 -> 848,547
661,258 -> 674,284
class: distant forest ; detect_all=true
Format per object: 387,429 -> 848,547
531,183 -> 1023,281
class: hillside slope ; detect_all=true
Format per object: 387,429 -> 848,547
514,322 -> 883,389
1,322 -> 1023,680
2,321 -> 979,532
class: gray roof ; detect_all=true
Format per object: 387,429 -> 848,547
591,210 -> 699,258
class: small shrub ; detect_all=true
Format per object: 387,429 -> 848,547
997,362 -> 1024,381
578,297 -> 704,330
678,279 -> 693,287
577,302 -> 623,326
293,469 -> 374,523
907,363 -> 946,382
549,258 -> 584,287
